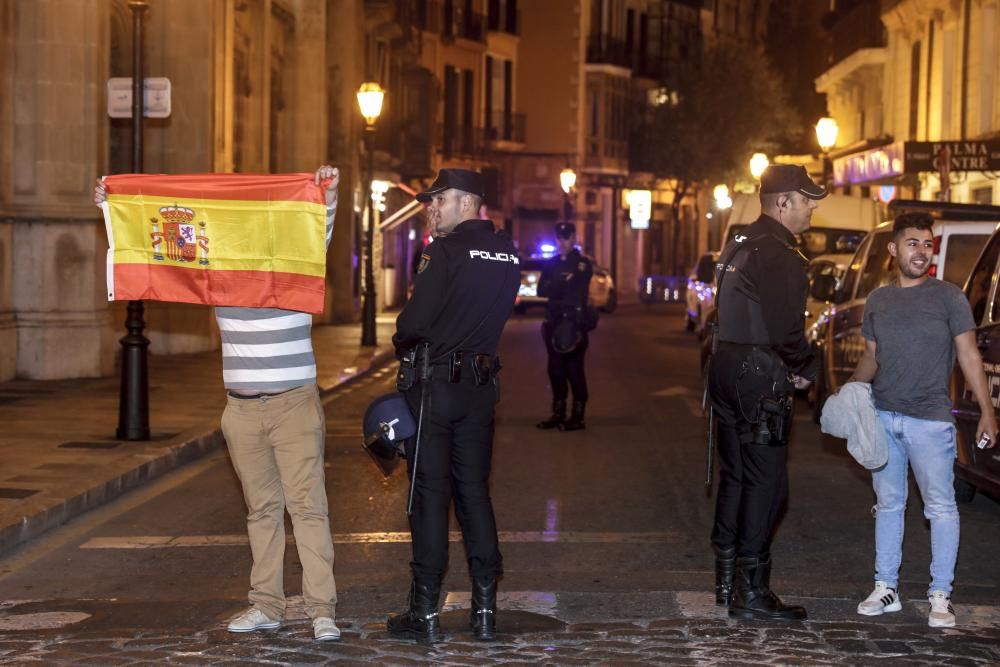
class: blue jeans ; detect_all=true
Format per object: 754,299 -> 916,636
873,411 -> 960,595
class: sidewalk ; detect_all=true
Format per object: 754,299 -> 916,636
0,318 -> 396,555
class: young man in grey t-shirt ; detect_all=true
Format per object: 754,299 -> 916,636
848,212 -> 998,628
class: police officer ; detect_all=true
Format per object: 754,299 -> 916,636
536,223 -> 593,431
387,168 -> 520,643
709,164 -> 824,622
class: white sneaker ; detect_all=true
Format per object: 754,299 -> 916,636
928,591 -> 956,628
227,607 -> 281,633
857,581 -> 902,616
313,616 -> 341,641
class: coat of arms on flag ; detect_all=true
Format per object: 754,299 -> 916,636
151,205 -> 210,265
100,173 -> 332,314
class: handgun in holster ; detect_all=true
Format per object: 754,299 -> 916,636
472,354 -> 497,386
751,393 -> 793,445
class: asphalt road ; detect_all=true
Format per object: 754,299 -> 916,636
1,303 -> 998,664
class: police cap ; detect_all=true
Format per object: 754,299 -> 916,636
555,222 -> 576,238
416,168 -> 485,202
759,164 -> 827,200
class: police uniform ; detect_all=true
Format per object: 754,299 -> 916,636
536,223 -> 594,431
709,165 -> 824,622
387,169 -> 520,643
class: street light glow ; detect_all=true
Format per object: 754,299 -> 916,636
356,81 -> 385,126
713,184 -> 732,210
749,152 -> 770,180
559,168 -> 577,194
815,116 -> 839,152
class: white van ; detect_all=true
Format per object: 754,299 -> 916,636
722,192 -> 882,259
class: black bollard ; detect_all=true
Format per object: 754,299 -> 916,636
117,300 -> 150,441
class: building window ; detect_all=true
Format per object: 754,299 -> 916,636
443,66 -> 458,156
973,186 -> 993,205
485,55 -> 513,141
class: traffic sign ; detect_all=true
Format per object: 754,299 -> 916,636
107,77 -> 171,118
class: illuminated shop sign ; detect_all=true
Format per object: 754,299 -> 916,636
832,142 -> 904,186
833,139 -> 1000,186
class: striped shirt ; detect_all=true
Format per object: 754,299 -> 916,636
217,180 -> 336,393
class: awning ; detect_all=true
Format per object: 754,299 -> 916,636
378,198 -> 424,232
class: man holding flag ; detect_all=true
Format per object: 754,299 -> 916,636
95,166 -> 341,641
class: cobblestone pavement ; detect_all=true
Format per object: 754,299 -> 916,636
2,596 -> 999,665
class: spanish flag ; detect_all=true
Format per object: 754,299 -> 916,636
101,173 -> 332,314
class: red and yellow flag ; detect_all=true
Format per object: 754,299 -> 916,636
101,173 -> 330,314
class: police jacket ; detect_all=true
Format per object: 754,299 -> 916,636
715,214 -> 817,379
394,219 -> 520,360
538,248 -> 593,312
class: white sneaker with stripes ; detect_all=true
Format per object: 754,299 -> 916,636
857,581 -> 902,616
928,591 -> 956,628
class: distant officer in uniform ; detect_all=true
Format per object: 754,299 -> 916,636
387,168 -> 520,643
536,222 -> 593,431
709,164 -> 825,622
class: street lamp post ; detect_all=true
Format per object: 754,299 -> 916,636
356,82 -> 385,348
815,116 -> 839,190
117,0 -> 151,442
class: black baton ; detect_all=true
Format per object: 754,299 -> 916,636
407,344 -> 431,516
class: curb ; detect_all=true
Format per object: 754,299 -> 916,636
0,349 -> 397,556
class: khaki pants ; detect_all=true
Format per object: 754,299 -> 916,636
221,384 -> 337,620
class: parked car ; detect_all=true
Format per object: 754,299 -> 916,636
804,253 -> 853,343
514,258 -> 617,314
951,224 -> 1000,502
685,251 -> 717,333
809,200 -> 1000,419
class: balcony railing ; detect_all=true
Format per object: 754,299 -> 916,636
586,36 -> 632,69
418,1 -> 486,42
437,123 -> 482,158
827,1 -> 886,68
484,111 -> 526,144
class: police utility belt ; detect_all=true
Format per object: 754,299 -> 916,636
719,342 -> 795,446
397,347 -> 501,391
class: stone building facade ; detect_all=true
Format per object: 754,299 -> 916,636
0,0 -> 369,380
818,0 -> 1000,204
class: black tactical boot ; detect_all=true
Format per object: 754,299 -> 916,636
729,557 -> 807,621
714,544 -> 736,607
387,580 -> 443,643
537,399 -> 566,429
560,401 -> 586,431
470,577 -> 497,641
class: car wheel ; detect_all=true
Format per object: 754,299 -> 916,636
954,476 -> 977,504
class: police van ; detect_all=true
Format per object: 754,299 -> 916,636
952,224 -> 1000,502
809,200 -> 1000,423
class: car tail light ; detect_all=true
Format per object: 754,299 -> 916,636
929,235 -> 941,277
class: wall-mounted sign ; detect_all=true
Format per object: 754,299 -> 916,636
833,139 -> 1000,186
903,140 -> 1000,173
627,189 -> 651,230
107,77 -> 172,118
832,142 -> 904,186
